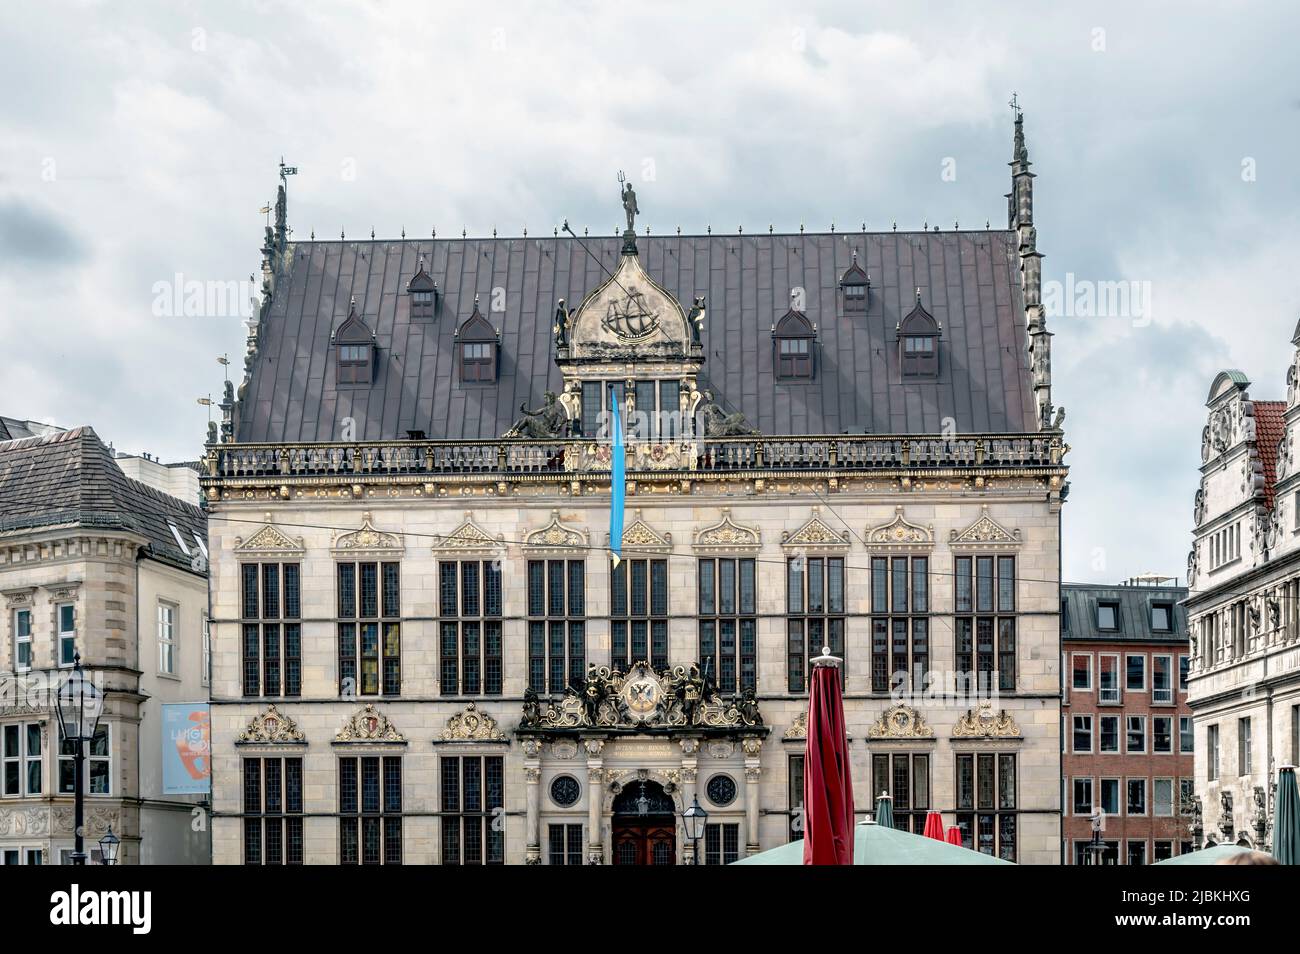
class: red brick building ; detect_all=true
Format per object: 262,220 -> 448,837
1061,577 -> 1194,864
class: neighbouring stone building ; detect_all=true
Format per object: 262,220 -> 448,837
1061,577 -> 1194,863
203,113 -> 1068,865
0,425 -> 211,864
1186,355 -> 1300,852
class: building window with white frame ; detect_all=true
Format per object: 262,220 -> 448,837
1126,715 -> 1146,753
13,608 -> 32,672
1100,777 -> 1120,815
1099,715 -> 1120,753
1180,716 -> 1194,754
59,725 -> 109,795
1127,778 -> 1146,815
1125,653 -> 1146,692
201,614 -> 210,688
1072,714 -> 1093,753
1127,840 -> 1147,866
1072,777 -> 1093,815
1153,716 -> 1173,753
1238,717 -> 1252,775
157,601 -> 177,675
57,603 -> 76,667
1152,654 -> 1173,704
1071,653 -> 1092,691
1154,778 -> 1174,816
2,723 -> 41,796
1207,724 -> 1220,780
1098,653 -> 1120,704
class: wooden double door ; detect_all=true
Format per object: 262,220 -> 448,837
612,818 -> 676,865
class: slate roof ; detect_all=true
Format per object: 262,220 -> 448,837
0,427 -> 207,574
235,230 -> 1038,442
1254,400 -> 1286,509
1061,582 -> 1189,644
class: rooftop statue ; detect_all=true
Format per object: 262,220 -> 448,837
700,390 -> 759,437
504,390 -> 569,439
619,170 -> 639,234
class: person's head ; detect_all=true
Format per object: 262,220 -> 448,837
1216,850 -> 1279,865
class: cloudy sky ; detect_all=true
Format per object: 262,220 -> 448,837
2,1 -> 1297,584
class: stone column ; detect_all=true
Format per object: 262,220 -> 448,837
742,736 -> 763,856
522,737 -> 542,865
584,738 -> 605,864
678,737 -> 701,863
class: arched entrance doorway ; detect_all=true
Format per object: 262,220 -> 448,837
611,779 -> 676,865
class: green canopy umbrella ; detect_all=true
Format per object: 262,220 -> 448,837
1153,843 -> 1251,865
732,820 -> 1012,865
1275,766 -> 1300,865
874,792 -> 894,829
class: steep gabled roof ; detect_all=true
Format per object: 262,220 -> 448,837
1255,400 -> 1286,509
235,230 -> 1038,442
0,427 -> 207,573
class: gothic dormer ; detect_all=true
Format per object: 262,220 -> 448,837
408,257 -> 437,319
772,295 -> 815,380
839,250 -> 870,315
898,291 -> 940,378
456,298 -> 499,384
332,298 -> 375,386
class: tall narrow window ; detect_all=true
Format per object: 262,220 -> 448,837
439,560 -> 503,696
528,560 -> 586,693
840,252 -> 870,314
699,558 -> 756,692
339,756 -> 402,864
334,301 -> 375,386
408,259 -> 437,319
240,562 -> 301,698
955,752 -> 1017,862
456,307 -> 498,383
869,555 -> 928,694
1152,655 -> 1173,704
788,754 -> 805,843
612,559 -> 669,672
1207,724 -> 1220,781
870,752 -> 930,833
440,755 -> 505,865
787,556 -> 846,693
1238,717 -> 1252,775
898,295 -> 939,377
57,604 -> 76,667
954,555 -> 1016,693
773,307 -> 815,379
2,723 -> 41,796
337,562 -> 401,698
12,609 -> 31,672
157,601 -> 177,675
703,823 -> 740,865
548,824 -> 584,866
242,757 -> 303,865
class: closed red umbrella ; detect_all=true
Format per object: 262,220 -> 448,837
803,647 -> 854,865
946,826 -> 963,847
923,811 -> 945,841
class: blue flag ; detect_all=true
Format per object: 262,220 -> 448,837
609,386 -> 626,568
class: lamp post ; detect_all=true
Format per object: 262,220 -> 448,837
682,795 -> 708,865
54,654 -> 104,866
98,826 -> 121,865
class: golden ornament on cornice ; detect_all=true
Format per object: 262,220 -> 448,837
234,514 -> 305,555
332,511 -> 403,554
442,702 -> 505,742
949,505 -> 1021,549
524,510 -> 587,552
951,702 -> 1021,739
431,513 -> 503,554
782,711 -> 808,740
335,703 -> 406,744
236,704 -> 306,744
619,509 -> 672,554
865,507 -> 933,548
867,703 -> 934,740
781,507 -> 850,551
693,508 -> 761,552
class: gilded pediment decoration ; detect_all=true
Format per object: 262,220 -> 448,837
867,703 -> 934,740
951,702 -> 1021,739
524,510 -> 588,554
236,705 -> 306,745
335,703 -> 406,744
782,711 -> 808,740
431,512 -> 503,555
693,509 -> 761,553
331,511 -> 403,555
865,507 -> 933,549
949,505 -> 1021,550
234,513 -> 305,556
519,662 -> 764,733
442,702 -> 505,743
618,509 -> 672,554
781,507 -> 850,551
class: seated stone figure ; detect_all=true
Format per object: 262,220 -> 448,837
504,391 -> 569,439
700,390 -> 759,437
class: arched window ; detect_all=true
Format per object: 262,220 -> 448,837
773,302 -> 816,380
899,292 -> 940,378
333,299 -> 375,386
407,257 -> 437,319
456,301 -> 499,384
839,250 -> 870,315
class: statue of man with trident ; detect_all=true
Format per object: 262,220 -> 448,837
618,170 -> 639,233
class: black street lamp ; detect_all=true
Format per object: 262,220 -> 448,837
54,653 -> 104,866
682,795 -> 708,865
98,826 -> 121,866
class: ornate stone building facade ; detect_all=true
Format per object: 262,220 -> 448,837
1186,353 -> 1300,852
204,114 -> 1067,864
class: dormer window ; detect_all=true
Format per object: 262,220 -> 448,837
407,257 -> 437,319
333,298 -> 375,386
456,299 -> 499,384
773,298 -> 816,380
899,291 -> 940,378
839,250 -> 870,314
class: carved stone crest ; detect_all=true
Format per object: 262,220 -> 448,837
949,505 -> 1021,549
236,704 -> 306,744
867,703 -> 934,740
331,511 -> 403,555
443,702 -> 505,742
335,704 -> 406,744
952,702 -> 1021,739
524,510 -> 588,553
693,509 -> 761,552
782,507 -> 850,551
618,509 -> 672,554
431,513 -> 503,554
782,711 -> 808,740
865,507 -> 933,548
234,514 -> 305,556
